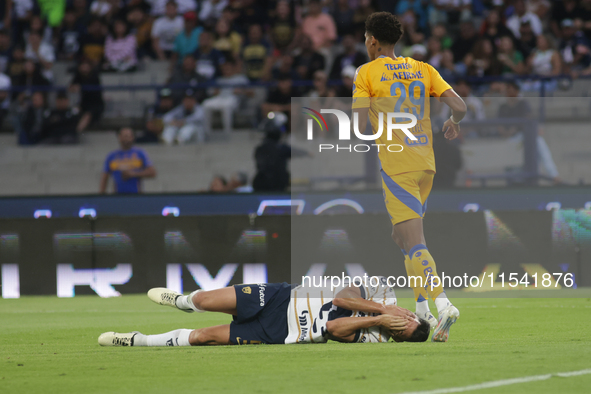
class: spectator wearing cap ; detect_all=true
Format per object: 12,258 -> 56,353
559,19 -> 591,74
302,0 -> 337,51
161,90 -> 206,144
242,24 -> 271,82
100,127 -> 157,194
506,0 -> 542,39
167,54 -> 206,103
410,44 -> 427,62
193,30 -> 225,80
137,88 -> 176,143
202,57 -> 249,135
41,91 -> 80,144
171,11 -> 202,66
151,1 -> 184,60
69,58 -> 104,133
104,19 -> 138,72
329,34 -> 367,81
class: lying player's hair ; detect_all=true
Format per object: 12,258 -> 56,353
406,318 -> 430,342
365,12 -> 403,46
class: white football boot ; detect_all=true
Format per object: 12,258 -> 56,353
417,311 -> 438,330
98,332 -> 138,347
431,305 -> 460,342
147,287 -> 194,313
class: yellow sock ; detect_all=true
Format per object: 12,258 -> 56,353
403,254 -> 429,304
409,244 -> 445,301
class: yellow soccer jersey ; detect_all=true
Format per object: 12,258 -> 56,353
352,56 -> 451,176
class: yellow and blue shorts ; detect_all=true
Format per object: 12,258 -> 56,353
380,170 -> 434,225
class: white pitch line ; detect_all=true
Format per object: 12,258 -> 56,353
397,368 -> 591,394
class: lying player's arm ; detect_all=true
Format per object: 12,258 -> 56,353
333,286 -> 413,319
326,315 -> 407,342
439,89 -> 467,140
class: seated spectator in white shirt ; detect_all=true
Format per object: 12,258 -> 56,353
104,19 -> 138,72
162,89 -> 206,144
25,32 -> 55,81
151,0 -> 184,60
202,57 -> 250,134
506,0 -> 543,38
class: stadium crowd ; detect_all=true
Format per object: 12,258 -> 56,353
0,0 -> 584,188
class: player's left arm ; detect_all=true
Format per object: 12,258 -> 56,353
326,315 -> 408,342
333,286 -> 414,319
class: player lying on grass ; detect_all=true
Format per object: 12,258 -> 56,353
99,278 -> 431,347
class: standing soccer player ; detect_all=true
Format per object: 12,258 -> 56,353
352,12 -> 467,342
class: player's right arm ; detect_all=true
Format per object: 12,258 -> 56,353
351,64 -> 371,135
333,286 -> 414,319
326,315 -> 407,342
427,63 -> 467,140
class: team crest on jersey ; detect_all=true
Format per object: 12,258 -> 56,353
242,286 -> 251,294
380,73 -> 392,82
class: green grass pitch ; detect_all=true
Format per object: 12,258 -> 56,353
2,291 -> 591,394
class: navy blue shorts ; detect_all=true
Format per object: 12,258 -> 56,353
230,283 -> 293,345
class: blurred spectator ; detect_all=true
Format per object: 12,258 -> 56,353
559,19 -> 591,74
104,19 -> 138,72
410,44 -> 427,62
527,0 -> 550,20
261,73 -> 293,119
171,11 -> 202,65
480,9 -> 514,44
0,1 -> 10,30
528,34 -> 561,76
579,0 -> 591,41
432,131 -> 463,189
396,1 -> 430,33
333,64 -> 355,97
270,0 -> 298,52
91,0 -> 115,18
465,38 -> 501,77
242,24 -> 270,81
13,0 -> 34,41
517,21 -> 537,59
23,14 -> 53,46
506,0 -> 542,39
127,6 -> 153,58
0,71 -> 9,127
137,88 -> 175,143
233,0 -> 268,33
293,35 -> 325,82
550,0 -> 580,39
307,70 -> 334,99
18,91 -> 46,145
498,82 -> 560,183
203,57 -> 249,134
57,7 -> 82,61
352,0 -> 375,35
430,0 -> 472,26
73,0 -> 92,32
209,175 -> 228,192
100,127 -> 157,194
25,32 -> 55,81
213,18 -> 242,58
69,59 -> 104,132
329,34 -> 366,81
162,90 -> 206,144
228,172 -> 252,192
302,0 -> 337,51
497,35 -> 525,75
151,0 -> 196,17
431,23 -> 453,51
78,17 -> 107,66
332,0 -> 355,37
12,59 -> 50,102
270,53 -> 297,80
167,54 -> 205,103
451,21 -> 477,66
151,0 -> 184,60
193,30 -> 225,79
0,29 -> 10,73
199,0 -> 229,25
41,91 -> 80,144
6,47 -> 27,89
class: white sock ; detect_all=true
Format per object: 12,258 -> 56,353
134,329 -> 192,347
175,290 -> 205,312
416,300 -> 430,315
434,294 -> 452,315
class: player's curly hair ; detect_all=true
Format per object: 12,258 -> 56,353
365,12 -> 403,45
406,318 -> 430,342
